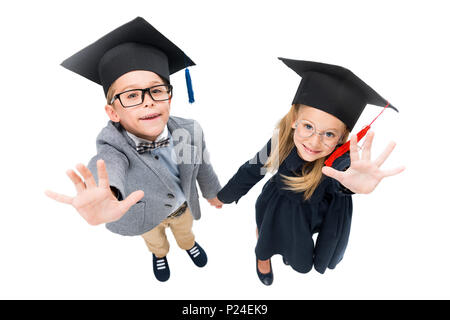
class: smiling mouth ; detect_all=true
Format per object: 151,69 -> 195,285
140,113 -> 161,120
302,144 -> 321,154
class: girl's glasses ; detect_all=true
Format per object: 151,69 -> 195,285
111,84 -> 173,108
294,120 -> 342,149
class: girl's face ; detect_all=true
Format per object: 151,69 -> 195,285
105,70 -> 171,141
291,105 -> 347,162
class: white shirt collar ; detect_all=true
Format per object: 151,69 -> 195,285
126,125 -> 169,145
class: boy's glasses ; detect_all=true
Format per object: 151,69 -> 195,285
294,120 -> 342,149
111,84 -> 173,108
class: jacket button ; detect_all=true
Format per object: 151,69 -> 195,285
167,193 -> 174,198
165,204 -> 172,208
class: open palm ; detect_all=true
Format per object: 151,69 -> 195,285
45,160 -> 144,225
322,131 -> 405,194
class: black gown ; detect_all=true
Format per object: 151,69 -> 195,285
217,139 -> 354,274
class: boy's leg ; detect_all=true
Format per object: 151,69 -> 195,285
141,219 -> 170,258
168,207 -> 195,251
169,207 -> 207,267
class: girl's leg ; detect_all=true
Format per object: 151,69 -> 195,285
256,228 -> 271,274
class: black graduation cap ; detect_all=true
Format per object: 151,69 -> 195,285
61,16 -> 195,101
278,58 -> 398,131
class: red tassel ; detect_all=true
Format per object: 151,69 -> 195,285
324,125 -> 370,166
324,102 -> 390,167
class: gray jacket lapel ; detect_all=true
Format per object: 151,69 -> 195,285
119,124 -> 177,191
168,117 -> 198,195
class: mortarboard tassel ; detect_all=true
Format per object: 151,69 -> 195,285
324,102 -> 391,167
324,125 -> 371,167
185,67 -> 195,103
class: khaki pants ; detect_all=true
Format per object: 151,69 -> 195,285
141,207 -> 195,258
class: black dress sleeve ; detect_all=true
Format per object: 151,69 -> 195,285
329,152 -> 355,196
313,188 -> 353,273
217,139 -> 272,204
313,152 -> 354,273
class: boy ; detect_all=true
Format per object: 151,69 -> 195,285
45,17 -> 222,282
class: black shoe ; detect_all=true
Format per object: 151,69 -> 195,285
282,256 -> 290,266
152,254 -> 170,282
256,257 -> 273,286
186,242 -> 207,268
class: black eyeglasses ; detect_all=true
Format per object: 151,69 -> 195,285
111,84 -> 173,108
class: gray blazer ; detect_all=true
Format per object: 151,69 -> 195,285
87,116 -> 222,236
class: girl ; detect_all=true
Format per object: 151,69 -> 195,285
213,58 -> 405,285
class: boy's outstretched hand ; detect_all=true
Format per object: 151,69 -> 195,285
321,131 -> 405,194
207,197 -> 223,209
45,160 -> 144,225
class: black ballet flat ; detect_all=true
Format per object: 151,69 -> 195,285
282,256 -> 290,266
256,257 -> 273,286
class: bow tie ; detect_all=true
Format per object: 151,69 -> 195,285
136,137 -> 170,154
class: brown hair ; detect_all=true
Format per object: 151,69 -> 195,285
264,104 -> 350,201
106,82 -> 117,106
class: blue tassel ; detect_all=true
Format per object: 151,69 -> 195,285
185,68 -> 195,103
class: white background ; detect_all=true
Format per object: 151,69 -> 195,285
1,0 -> 449,299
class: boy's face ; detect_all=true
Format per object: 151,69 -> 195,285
291,105 -> 346,162
105,70 -> 171,141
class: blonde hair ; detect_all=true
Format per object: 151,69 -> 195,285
264,104 -> 350,201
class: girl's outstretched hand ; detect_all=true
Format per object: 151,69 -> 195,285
321,131 -> 405,194
45,160 -> 144,225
